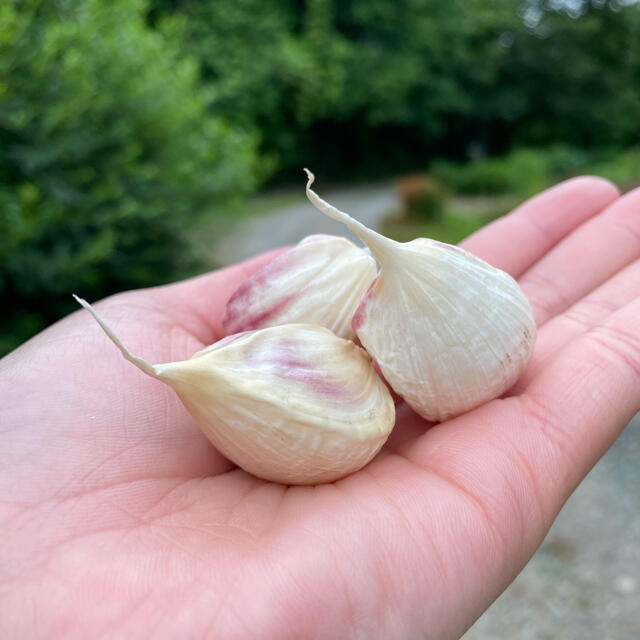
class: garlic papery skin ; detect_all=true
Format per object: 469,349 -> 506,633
74,296 -> 395,485
304,170 -> 536,422
222,234 -> 376,340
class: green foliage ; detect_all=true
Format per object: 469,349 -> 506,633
0,0 -> 259,354
432,145 -> 640,198
160,0 -> 299,159
499,0 -> 640,148
431,150 -> 554,197
433,146 -> 585,197
150,0 -> 520,177
3,0 -> 640,354
396,175 -> 446,222
588,148 -> 640,192
149,0 -> 640,178
384,209 -> 498,246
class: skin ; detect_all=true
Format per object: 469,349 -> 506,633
1,176 -> 639,639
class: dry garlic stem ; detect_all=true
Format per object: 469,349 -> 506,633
74,295 -> 395,485
223,234 -> 376,340
304,170 -> 536,422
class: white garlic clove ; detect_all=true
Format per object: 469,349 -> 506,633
223,234 -> 377,340
304,170 -> 536,422
74,296 -> 395,485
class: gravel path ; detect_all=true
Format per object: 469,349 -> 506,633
465,414 -> 640,639
212,182 -> 398,264
215,185 -> 639,639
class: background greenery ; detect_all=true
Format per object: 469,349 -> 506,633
2,0 -> 640,354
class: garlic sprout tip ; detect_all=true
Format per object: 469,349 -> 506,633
303,167 -> 315,186
73,294 -> 157,379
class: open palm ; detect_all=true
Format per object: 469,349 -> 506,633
2,177 -> 639,639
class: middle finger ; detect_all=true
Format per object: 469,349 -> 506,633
516,257 -> 640,390
518,186 -> 640,326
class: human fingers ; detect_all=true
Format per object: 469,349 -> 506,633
515,298 -> 640,515
387,298 -> 639,633
516,258 -> 640,389
517,186 -> 640,325
460,177 -> 619,277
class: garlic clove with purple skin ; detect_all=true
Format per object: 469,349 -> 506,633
74,296 -> 395,485
223,234 -> 376,340
304,170 -> 536,422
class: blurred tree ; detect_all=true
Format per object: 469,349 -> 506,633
322,0 -> 519,170
150,0 -> 521,177
0,0 -> 259,353
3,0 -> 640,353
168,0 -> 302,167
497,0 -> 640,147
149,0 -> 640,176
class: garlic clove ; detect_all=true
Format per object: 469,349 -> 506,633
74,296 -> 395,485
304,170 -> 536,422
222,234 -> 377,340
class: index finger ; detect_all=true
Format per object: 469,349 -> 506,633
460,176 -> 619,277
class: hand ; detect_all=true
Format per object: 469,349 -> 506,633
2,177 -> 638,639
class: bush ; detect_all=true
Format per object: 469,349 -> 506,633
148,1 -> 640,181
383,210 -> 497,246
431,146 -> 602,197
395,174 -> 445,221
0,0 -> 260,354
589,148 -> 640,192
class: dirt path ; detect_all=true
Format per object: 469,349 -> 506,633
212,182 -> 398,265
